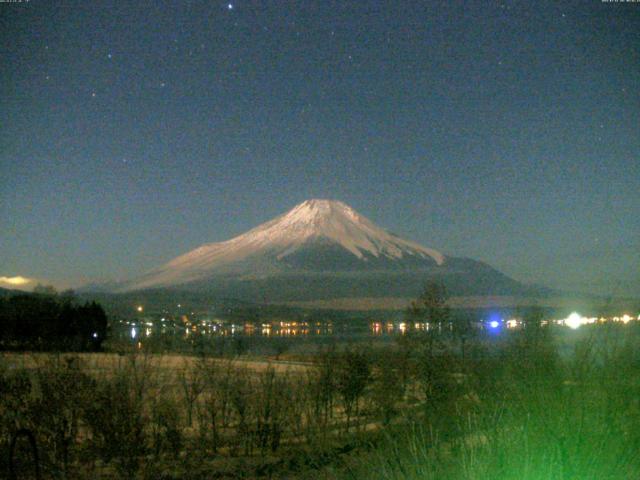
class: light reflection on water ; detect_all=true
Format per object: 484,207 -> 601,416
370,321 -> 431,335
119,319 -> 339,339
119,319 -> 456,340
119,312 -> 640,341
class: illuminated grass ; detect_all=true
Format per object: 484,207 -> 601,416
335,327 -> 640,480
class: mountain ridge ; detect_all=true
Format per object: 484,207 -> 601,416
106,199 -> 547,301
119,199 -> 446,291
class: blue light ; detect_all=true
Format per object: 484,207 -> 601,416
486,312 -> 503,332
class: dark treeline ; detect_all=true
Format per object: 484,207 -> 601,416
0,289 -> 107,351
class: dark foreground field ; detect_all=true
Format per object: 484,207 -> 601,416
2,322 -> 640,479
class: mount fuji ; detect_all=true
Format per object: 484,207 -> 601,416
112,199 -> 544,303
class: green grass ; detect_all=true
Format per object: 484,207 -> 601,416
333,326 -> 640,480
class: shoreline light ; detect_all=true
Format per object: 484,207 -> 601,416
565,312 -> 584,329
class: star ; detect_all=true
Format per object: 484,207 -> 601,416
227,3 -> 233,10
91,92 -> 97,98
107,53 -> 112,59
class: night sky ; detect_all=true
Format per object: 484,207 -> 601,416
1,0 -> 639,296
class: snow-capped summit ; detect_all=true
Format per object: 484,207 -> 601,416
120,199 -> 445,291
235,199 -> 444,263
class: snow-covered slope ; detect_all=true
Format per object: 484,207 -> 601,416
121,199 -> 445,291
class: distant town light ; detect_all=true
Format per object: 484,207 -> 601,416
486,313 -> 502,331
136,305 -> 143,312
565,312 -> 583,330
131,327 -> 137,339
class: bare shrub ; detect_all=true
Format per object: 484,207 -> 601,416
197,359 -> 235,454
29,356 -> 95,476
0,364 -> 34,476
370,349 -> 404,425
82,354 -> 157,477
228,366 -> 254,456
150,394 -> 183,459
253,366 -> 292,454
178,364 -> 205,427
335,349 -> 371,433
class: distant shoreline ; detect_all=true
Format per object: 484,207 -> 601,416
281,295 -> 639,312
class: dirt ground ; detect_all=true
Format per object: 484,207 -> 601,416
0,352 -> 312,374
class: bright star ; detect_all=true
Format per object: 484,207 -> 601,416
228,3 -> 233,9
